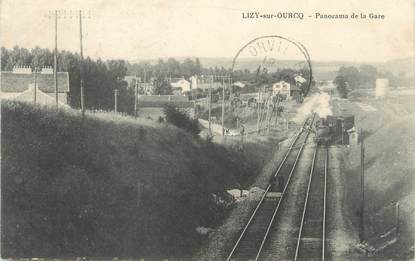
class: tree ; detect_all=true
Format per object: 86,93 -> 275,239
194,58 -> 202,75
337,66 -> 360,89
163,105 -> 201,136
359,65 -> 378,88
334,75 -> 349,98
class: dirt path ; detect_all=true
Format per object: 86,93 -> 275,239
327,146 -> 361,259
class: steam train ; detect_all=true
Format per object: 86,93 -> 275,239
314,115 -> 355,145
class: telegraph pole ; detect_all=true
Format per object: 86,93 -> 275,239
228,76 -> 232,100
221,76 -> 225,136
54,10 -> 59,107
257,90 -> 261,133
114,89 -> 119,113
208,75 -> 212,138
134,75 -> 138,117
360,128 -> 365,242
79,10 -> 85,116
33,67 -> 38,104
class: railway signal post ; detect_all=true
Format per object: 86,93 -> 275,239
395,201 -> 400,236
360,128 -> 365,242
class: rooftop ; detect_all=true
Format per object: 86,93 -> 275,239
1,71 -> 69,93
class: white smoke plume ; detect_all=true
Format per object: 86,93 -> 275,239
293,92 -> 333,123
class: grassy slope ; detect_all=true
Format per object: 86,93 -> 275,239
337,96 -> 415,258
1,101 -> 263,258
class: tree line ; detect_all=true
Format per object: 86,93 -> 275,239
2,45 -> 315,113
1,46 -> 134,113
333,65 -> 401,98
1,46 -> 219,113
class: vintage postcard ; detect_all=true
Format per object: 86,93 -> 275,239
1,0 -> 414,260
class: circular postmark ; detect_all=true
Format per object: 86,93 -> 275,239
231,35 -> 312,102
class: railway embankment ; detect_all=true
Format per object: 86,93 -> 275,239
334,96 -> 415,259
1,100 -> 275,259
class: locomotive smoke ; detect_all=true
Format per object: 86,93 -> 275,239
294,92 -> 333,123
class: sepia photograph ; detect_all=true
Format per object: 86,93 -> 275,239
0,0 -> 414,260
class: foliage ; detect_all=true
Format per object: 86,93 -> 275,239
334,75 -> 349,98
163,104 -> 201,136
1,101 -> 259,258
334,64 -> 400,92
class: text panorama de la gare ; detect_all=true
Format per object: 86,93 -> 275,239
241,12 -> 385,20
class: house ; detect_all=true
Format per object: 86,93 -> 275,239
188,75 -> 222,91
123,75 -> 156,95
123,75 -> 138,88
137,95 -> 195,119
294,75 -> 307,85
170,77 -> 191,93
272,81 -> 301,99
1,66 -> 70,106
141,82 -> 155,95
272,81 -> 290,97
232,81 -> 248,88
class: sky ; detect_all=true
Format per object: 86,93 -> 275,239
1,0 -> 414,62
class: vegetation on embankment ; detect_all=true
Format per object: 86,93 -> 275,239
1,101 -> 267,258
338,96 -> 415,259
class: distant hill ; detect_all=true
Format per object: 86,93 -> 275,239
377,56 -> 415,78
128,57 -> 414,82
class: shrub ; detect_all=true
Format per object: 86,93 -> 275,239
163,104 -> 201,136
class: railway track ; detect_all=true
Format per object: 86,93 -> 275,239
226,115 -> 315,261
294,145 -> 328,261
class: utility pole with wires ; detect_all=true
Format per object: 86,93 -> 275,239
257,90 -> 261,134
33,66 -> 39,104
221,76 -> 225,136
47,10 -> 91,114
134,75 -> 139,117
214,75 -> 230,137
208,75 -> 213,138
79,10 -> 85,117
228,76 -> 232,100
114,89 -> 119,113
53,10 -> 58,107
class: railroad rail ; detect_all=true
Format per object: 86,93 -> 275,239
226,114 -> 316,261
294,145 -> 328,261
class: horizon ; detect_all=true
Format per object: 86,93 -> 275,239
2,45 -> 413,65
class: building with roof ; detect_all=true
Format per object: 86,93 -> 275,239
188,75 -> 223,91
272,81 -> 301,99
170,78 -> 191,93
1,66 -> 70,106
123,75 -> 155,95
232,81 -> 248,88
294,75 -> 307,84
